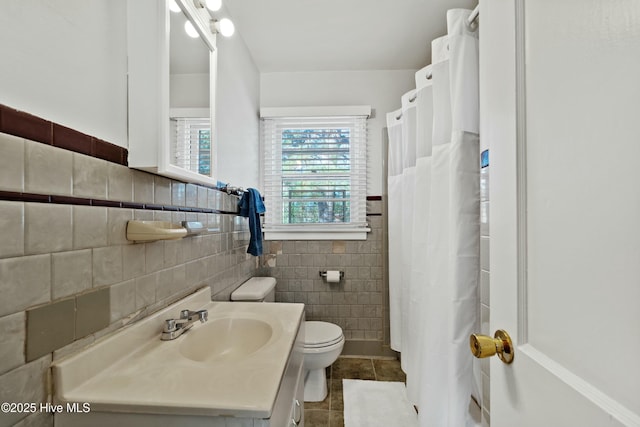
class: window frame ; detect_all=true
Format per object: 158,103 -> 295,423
260,106 -> 371,240
169,108 -> 212,176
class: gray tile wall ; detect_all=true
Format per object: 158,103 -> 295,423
258,199 -> 392,356
480,160 -> 491,427
0,132 -> 257,427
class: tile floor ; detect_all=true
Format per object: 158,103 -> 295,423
304,357 -> 406,427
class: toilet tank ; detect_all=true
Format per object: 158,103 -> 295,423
231,277 -> 276,302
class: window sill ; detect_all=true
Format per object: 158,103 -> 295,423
263,226 -> 370,241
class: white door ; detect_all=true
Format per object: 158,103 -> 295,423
483,1 -> 640,426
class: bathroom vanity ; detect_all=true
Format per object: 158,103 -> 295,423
52,287 -> 305,427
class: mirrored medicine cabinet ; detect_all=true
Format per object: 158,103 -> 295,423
127,0 -> 218,186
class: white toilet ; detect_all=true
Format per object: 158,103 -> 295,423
231,277 -> 345,402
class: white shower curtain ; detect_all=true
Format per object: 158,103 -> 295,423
387,10 -> 479,424
386,110 -> 403,352
406,65 -> 434,405
417,10 -> 480,427
399,89 -> 417,374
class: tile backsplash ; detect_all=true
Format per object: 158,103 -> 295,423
0,126 -> 256,426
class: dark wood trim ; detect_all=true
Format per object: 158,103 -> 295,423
121,202 -> 145,209
366,196 -> 382,201
0,103 -> 128,166
0,191 -> 240,216
0,105 -> 53,145
94,137 -> 127,165
144,204 -> 165,210
0,188 -> 372,218
51,195 -> 91,206
91,200 -> 122,208
52,123 -> 93,156
0,191 -> 49,203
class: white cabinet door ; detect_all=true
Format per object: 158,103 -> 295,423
484,1 -> 640,426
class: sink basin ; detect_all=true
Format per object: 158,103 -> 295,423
179,318 -> 273,363
51,288 -> 305,419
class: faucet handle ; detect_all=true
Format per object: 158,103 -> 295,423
164,319 -> 177,332
179,309 -> 208,322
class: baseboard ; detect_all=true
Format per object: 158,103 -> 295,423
342,340 -> 399,358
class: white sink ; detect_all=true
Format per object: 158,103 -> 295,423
52,287 -> 305,419
179,317 -> 273,363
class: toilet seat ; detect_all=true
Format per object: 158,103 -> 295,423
304,321 -> 344,348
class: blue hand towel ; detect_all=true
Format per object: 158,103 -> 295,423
238,188 -> 266,256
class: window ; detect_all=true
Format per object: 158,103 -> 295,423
170,116 -> 212,176
261,106 -> 370,240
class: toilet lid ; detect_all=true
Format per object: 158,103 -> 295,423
304,321 -> 344,348
231,277 -> 276,301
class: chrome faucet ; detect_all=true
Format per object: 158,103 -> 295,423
161,309 -> 208,340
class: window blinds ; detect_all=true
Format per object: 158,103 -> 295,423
170,117 -> 212,176
261,116 -> 368,232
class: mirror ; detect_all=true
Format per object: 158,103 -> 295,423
169,5 -> 212,178
126,0 -> 218,186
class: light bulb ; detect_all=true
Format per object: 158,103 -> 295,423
184,21 -> 199,38
169,0 -> 181,12
218,18 -> 234,37
205,0 -> 222,12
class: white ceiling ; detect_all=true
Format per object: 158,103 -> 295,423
224,0 -> 477,73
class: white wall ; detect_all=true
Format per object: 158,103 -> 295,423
170,74 -> 210,108
260,70 -> 417,196
216,35 -> 261,189
0,0 -> 129,147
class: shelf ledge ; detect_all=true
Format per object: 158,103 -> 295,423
126,220 -> 187,242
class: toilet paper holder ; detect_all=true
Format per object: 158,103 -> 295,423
319,271 -> 344,279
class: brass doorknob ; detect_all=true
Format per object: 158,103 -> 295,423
469,330 -> 514,364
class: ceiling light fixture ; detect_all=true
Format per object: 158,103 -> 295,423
193,0 -> 221,10
205,0 -> 222,12
184,20 -> 200,38
169,0 -> 181,13
211,18 -> 235,37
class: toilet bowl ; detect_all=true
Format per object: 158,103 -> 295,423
303,321 -> 345,402
231,277 -> 345,402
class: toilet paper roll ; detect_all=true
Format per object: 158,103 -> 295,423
326,270 -> 341,283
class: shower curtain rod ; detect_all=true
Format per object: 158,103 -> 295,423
467,4 -> 479,26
